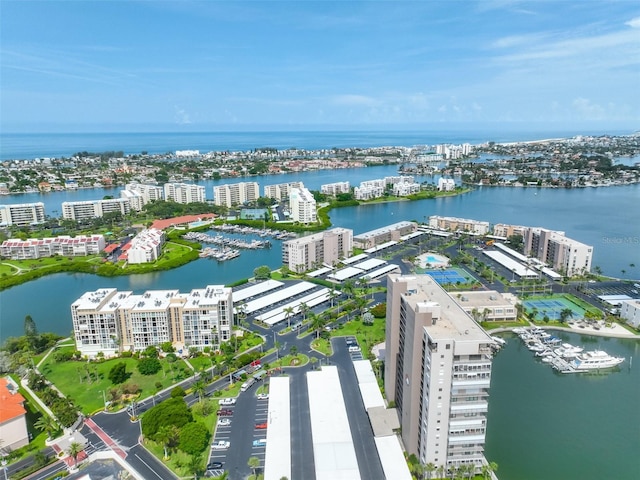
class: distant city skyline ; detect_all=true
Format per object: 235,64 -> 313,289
1,1 -> 639,133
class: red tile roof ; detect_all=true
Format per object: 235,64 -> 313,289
0,378 -> 27,423
151,214 -> 216,231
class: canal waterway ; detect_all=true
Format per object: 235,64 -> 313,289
0,152 -> 639,479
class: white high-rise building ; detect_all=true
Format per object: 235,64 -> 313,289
120,189 -> 144,211
289,187 -> 317,223
62,198 -> 131,221
320,181 -> 350,195
125,183 -> 164,204
71,285 -> 232,358
385,274 -> 494,474
126,228 -> 165,264
523,227 -> 592,276
437,178 -> 456,192
163,182 -> 206,204
264,182 -> 304,201
213,182 -> 260,207
282,227 -> 353,273
0,202 -> 46,226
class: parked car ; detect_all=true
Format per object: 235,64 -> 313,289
255,422 -> 268,429
211,440 -> 230,450
345,337 -> 357,346
252,438 -> 267,447
207,461 -> 223,469
219,398 -> 236,406
217,409 -> 233,416
348,345 -> 361,353
257,393 -> 269,400
217,418 -> 231,426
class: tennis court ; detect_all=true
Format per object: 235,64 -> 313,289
424,268 -> 475,285
523,296 -> 586,321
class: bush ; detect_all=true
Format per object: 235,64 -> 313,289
108,362 -> 129,384
141,397 -> 192,440
179,422 -> 210,455
370,303 -> 386,318
171,386 -> 186,398
137,357 -> 162,375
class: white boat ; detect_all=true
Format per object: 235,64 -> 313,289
491,336 -> 506,346
571,350 -> 625,371
554,344 -> 584,359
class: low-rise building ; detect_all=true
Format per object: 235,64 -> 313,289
353,221 -> 418,249
0,234 -> 105,260
492,223 -> 527,239
282,228 -> 353,273
126,228 -> 165,264
428,215 -> 490,235
0,377 -> 29,451
451,290 -> 518,322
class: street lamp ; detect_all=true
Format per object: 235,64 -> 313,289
100,390 -> 107,411
2,458 -> 8,480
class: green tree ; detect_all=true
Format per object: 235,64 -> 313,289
171,386 -> 186,397
179,422 -> 210,455
137,357 -> 162,375
108,362 -> 128,385
310,313 -> 324,338
156,425 -> 173,459
192,380 -> 206,403
67,441 -> 83,468
559,308 -> 574,323
142,397 -> 192,439
253,265 -> 272,280
289,345 -> 298,358
34,414 -> 58,439
248,456 -> 261,477
283,306 -> 295,329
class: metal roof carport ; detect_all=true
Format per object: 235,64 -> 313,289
264,377 -> 291,480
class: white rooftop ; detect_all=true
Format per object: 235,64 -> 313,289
483,250 -> 539,278
233,279 -> 284,303
264,377 -> 291,480
352,258 -> 386,271
307,366 -> 361,480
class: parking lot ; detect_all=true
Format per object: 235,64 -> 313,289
205,382 -> 270,478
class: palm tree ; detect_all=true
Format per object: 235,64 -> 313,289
329,286 -> 338,308
299,302 -> 309,322
283,306 -> 295,329
34,415 -> 58,440
530,306 -> 539,321
342,279 -> 355,300
156,425 -> 172,459
192,380 -> 205,403
559,308 -> 574,323
425,462 -> 437,480
437,465 -> 445,479
247,456 -> 260,477
289,345 -> 298,358
188,453 -> 203,479
310,313 -> 324,338
67,441 -> 83,468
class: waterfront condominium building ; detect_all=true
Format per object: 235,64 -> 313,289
437,178 -> 456,192
428,216 -> 490,236
492,223 -> 527,239
320,181 -> 350,196
164,182 -> 206,204
385,274 -> 495,474
126,228 -> 165,264
71,285 -> 232,358
120,189 -> 144,211
523,227 -> 592,276
353,221 -> 417,249
124,183 -> 164,204
0,234 -> 105,260
264,181 -> 304,201
282,227 -> 353,273
0,202 -> 46,226
289,186 -> 317,223
62,198 -> 131,221
213,182 -> 260,208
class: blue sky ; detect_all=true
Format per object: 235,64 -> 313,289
1,0 -> 639,132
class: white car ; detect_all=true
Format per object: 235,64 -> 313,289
257,393 -> 269,400
217,418 -> 231,426
219,398 -> 236,406
348,345 -> 361,353
211,440 -> 230,450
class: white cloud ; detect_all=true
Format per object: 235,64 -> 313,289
625,17 -> 640,28
174,107 -> 192,124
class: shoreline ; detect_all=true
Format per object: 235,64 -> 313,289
491,324 -> 638,340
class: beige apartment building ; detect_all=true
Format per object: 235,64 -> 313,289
428,216 -> 490,235
71,285 -> 232,358
0,202 -> 46,226
213,181 -> 260,207
385,274 -> 495,474
282,227 -> 353,273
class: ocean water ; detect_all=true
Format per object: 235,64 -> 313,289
0,129 -> 631,160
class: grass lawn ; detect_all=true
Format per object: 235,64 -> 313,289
143,403 -> 217,478
311,337 -> 332,356
40,347 -> 192,414
271,354 -> 309,369
187,356 -> 213,372
331,317 -> 385,358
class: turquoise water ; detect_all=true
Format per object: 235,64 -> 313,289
486,332 -> 640,479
